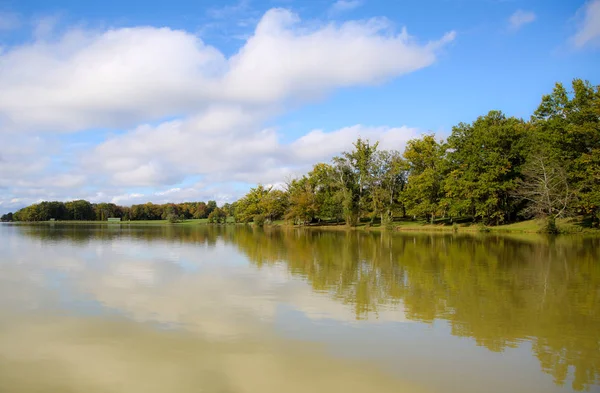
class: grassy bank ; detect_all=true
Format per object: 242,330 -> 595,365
294,217 -> 598,234
5,217 -> 597,235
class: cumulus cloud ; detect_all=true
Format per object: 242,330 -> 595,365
0,131 -> 98,211
508,10 -> 536,31
571,0 -> 600,48
0,8 -> 454,133
225,11 -> 456,103
0,135 -> 50,187
82,109 -> 418,189
0,27 -> 226,132
291,125 -> 418,162
0,8 -> 455,212
0,134 -> 61,210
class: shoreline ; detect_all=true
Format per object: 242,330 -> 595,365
3,218 -> 599,235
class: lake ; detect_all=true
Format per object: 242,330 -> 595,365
0,224 -> 598,393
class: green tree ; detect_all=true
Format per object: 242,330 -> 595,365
261,189 -> 288,222
371,150 -> 408,226
446,111 -> 527,224
403,134 -> 446,222
285,176 -> 318,225
309,163 -> 344,223
177,202 -> 196,219
221,203 -> 234,218
235,185 -> 271,223
94,203 -> 122,221
65,200 -> 95,221
236,186 -> 288,224
208,207 -> 227,223
194,202 -> 208,219
333,138 -> 379,226
162,204 -> 182,223
206,200 -> 217,215
532,79 -> 600,226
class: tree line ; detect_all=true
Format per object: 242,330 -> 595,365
2,79 -> 598,228
2,200 -> 232,224
234,79 -> 599,229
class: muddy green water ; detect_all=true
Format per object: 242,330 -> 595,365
0,224 -> 598,393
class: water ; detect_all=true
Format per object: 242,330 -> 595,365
0,224 -> 598,393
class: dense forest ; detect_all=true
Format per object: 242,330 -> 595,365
2,79 -> 599,229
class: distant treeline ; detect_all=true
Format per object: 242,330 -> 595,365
2,200 -> 231,224
2,79 -> 599,228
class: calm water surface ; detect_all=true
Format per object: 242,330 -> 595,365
0,224 -> 598,393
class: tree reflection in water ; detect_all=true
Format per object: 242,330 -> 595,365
17,224 -> 600,391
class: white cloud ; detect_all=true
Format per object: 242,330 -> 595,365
572,0 -> 600,48
0,134 -> 54,190
291,125 -> 418,163
82,107 -> 418,189
0,27 -> 227,132
508,10 -> 536,31
224,11 -> 456,103
0,8 -> 454,133
329,0 -> 363,14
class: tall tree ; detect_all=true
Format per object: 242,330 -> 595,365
403,134 -> 447,222
261,189 -> 288,222
235,185 -> 272,223
446,111 -> 527,224
532,79 -> 600,226
333,138 -> 379,226
371,150 -> 408,226
513,154 -> 573,220
206,200 -> 218,215
221,203 -> 234,218
309,163 -> 344,223
65,200 -> 95,221
194,202 -> 208,219
285,176 -> 318,225
208,207 -> 227,224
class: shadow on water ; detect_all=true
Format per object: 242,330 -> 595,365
8,224 -> 600,391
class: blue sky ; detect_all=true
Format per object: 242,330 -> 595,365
0,0 -> 599,213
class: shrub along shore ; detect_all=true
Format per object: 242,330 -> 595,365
2,79 -> 599,234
